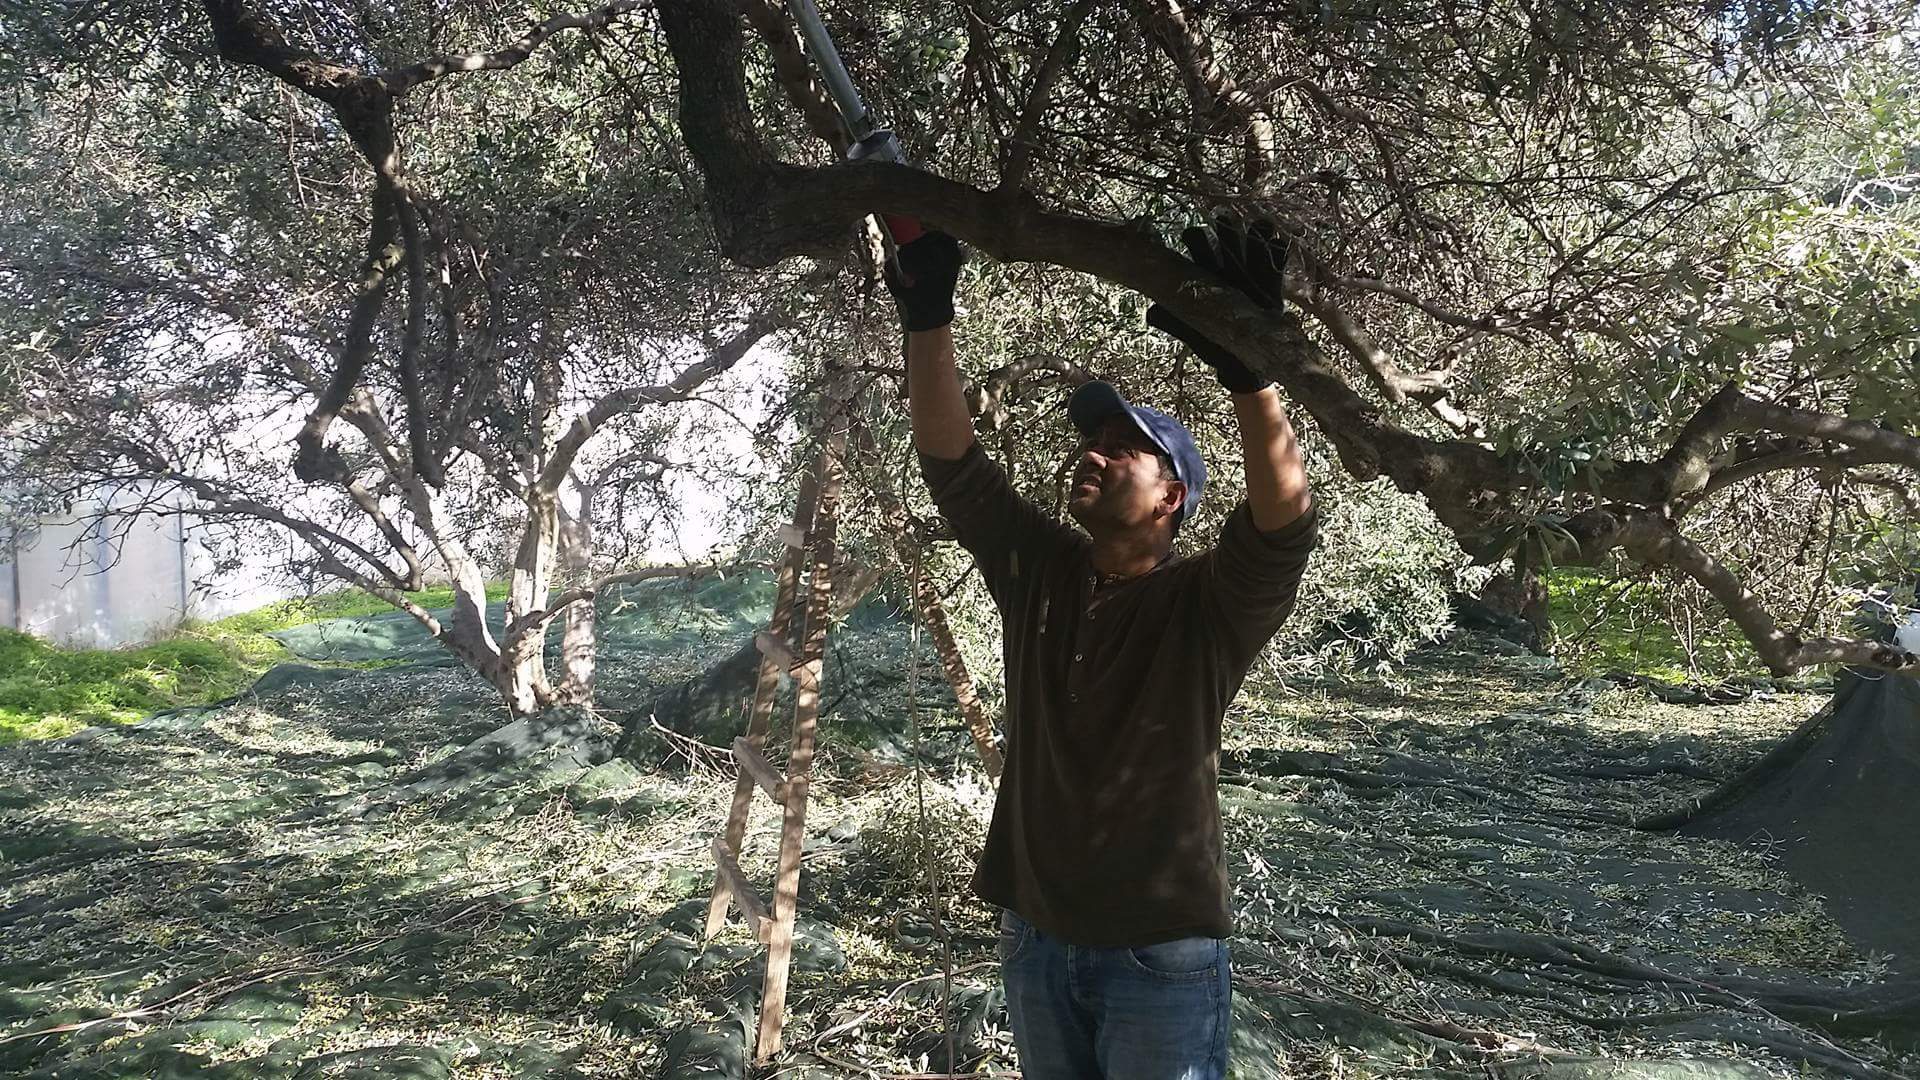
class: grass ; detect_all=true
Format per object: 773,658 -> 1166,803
0,582 -> 510,745
1546,567 -> 1752,682
0,630 -> 255,744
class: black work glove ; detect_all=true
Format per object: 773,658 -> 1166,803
883,230 -> 964,333
1146,219 -> 1288,394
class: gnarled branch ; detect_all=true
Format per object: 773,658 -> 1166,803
741,0 -> 852,155
1562,505 -> 1918,676
965,352 -> 1094,433
381,1 -> 652,96
536,314 -> 779,496
1286,288 -> 1486,438
1127,0 -> 1275,190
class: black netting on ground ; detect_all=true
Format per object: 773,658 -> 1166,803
1651,671 -> 1920,975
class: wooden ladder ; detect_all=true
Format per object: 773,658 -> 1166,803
704,396 -> 848,1063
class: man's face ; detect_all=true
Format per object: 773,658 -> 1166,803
1066,415 -> 1184,534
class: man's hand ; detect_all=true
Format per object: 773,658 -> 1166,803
1146,220 -> 1288,395
884,231 -> 964,332
1152,219 -> 1310,531
888,231 -> 976,460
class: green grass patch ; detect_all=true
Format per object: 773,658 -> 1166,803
0,629 -> 253,744
0,582 -> 510,745
1546,568 -> 1751,681
185,582 -> 511,671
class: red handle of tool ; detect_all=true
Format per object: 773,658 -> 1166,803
882,214 -> 925,245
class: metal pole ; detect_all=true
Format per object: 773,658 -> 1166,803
787,0 -> 871,138
783,0 -> 920,259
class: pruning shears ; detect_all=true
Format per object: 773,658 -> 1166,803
786,0 -> 927,251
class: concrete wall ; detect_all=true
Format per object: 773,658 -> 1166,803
0,544 -> 15,635
1,503 -> 290,648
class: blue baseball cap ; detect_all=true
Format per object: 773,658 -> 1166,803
1067,380 -> 1206,525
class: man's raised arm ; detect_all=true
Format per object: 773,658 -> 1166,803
887,233 -> 975,461
888,232 -> 1078,606
907,325 -> 975,460
1232,386 -> 1312,533
1144,220 -> 1313,533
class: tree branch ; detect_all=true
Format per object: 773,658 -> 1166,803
965,352 -> 1094,432
146,464 -> 411,593
380,1 -> 653,96
1562,506 -> 1918,676
342,476 -> 424,591
1729,394 -> 1920,471
1127,0 -> 1275,190
391,184 -> 442,487
308,548 -> 445,644
999,0 -> 1096,193
536,314 -> 779,494
1286,290 -> 1486,437
1850,469 -> 1920,520
302,547 -> 508,682
1321,272 -> 1509,333
740,0 -> 852,155
201,0 -> 364,103
1648,384 -> 1920,508
1697,446 -> 1880,502
295,193 -> 403,483
204,0 -> 490,489
191,503 -> 398,590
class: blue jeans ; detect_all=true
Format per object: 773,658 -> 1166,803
996,910 -> 1231,1080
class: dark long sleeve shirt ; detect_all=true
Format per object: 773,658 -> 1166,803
921,442 -> 1318,946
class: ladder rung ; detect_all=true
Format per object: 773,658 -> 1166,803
710,837 -> 773,943
776,524 -> 806,549
754,631 -> 796,672
733,737 -> 788,803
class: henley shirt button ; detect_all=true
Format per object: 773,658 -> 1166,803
1074,652 -> 1083,662
1070,692 -> 1079,703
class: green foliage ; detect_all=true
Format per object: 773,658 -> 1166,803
1545,568 -> 1752,682
0,629 -> 249,744
1278,471 -> 1491,668
1478,513 -> 1582,571
858,777 -> 991,906
0,583 -> 512,744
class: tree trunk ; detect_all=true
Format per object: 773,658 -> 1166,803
645,562 -> 882,745
1474,562 -> 1550,649
498,329 -> 564,714
502,491 -> 557,712
1485,572 -> 1547,623
555,479 -> 597,705
444,547 -> 509,695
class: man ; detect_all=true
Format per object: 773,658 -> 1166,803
888,224 -> 1316,1080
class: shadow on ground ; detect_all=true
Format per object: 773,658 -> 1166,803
1,580 -> 1914,1079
